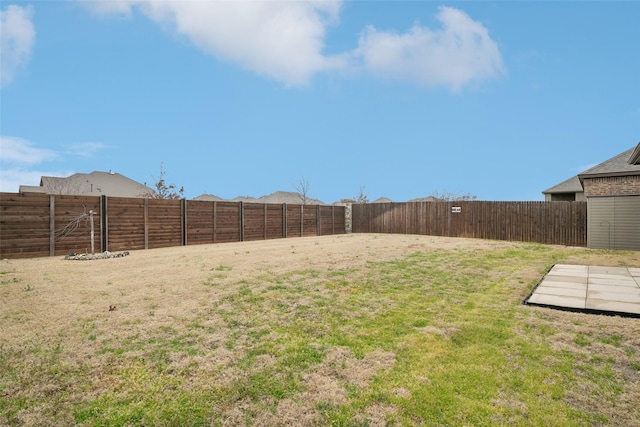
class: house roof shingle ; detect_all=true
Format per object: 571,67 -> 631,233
20,171 -> 152,197
578,143 -> 640,179
542,175 -> 583,194
542,142 -> 640,196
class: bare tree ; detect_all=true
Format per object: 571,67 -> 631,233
429,190 -> 477,201
140,162 -> 185,199
55,204 -> 96,254
293,176 -> 311,205
354,185 -> 369,203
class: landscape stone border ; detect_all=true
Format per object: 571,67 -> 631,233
64,251 -> 130,261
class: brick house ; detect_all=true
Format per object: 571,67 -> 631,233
577,143 -> 640,250
579,144 -> 640,197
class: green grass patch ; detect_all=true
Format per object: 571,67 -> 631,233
2,241 -> 639,426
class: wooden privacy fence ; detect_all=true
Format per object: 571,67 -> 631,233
352,201 -> 587,247
0,193 -> 346,259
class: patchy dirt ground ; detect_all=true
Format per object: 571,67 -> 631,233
4,233 -> 636,342
1,234 -> 639,426
0,234 -> 519,342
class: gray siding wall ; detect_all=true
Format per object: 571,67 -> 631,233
587,196 -> 640,250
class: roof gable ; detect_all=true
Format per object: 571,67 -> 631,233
578,143 -> 640,178
542,175 -> 583,194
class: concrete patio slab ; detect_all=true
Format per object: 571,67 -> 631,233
527,293 -> 586,309
543,275 -> 589,284
525,264 -> 640,317
589,276 -> 636,285
554,264 -> 588,270
552,265 -> 588,275
536,281 -> 588,290
535,286 -> 588,298
589,266 -> 629,274
588,283 -> 640,293
587,291 -> 640,304
586,299 -> 640,313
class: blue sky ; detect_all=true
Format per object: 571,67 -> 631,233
1,1 -> 639,203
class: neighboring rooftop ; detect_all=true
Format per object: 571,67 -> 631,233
194,191 -> 325,205
193,193 -> 455,205
408,196 -> 439,202
19,171 -> 153,198
372,197 -> 394,203
193,194 -> 225,202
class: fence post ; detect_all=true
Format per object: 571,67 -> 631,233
144,198 -> 149,249
182,198 -> 187,246
101,195 -> 108,252
332,205 -> 335,235
405,203 -> 408,235
213,201 -> 217,243
283,203 -> 287,238
49,195 -> 55,256
264,204 -> 268,240
317,205 -> 321,236
300,205 -> 304,237
240,201 -> 244,242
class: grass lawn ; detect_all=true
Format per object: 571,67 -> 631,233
1,234 -> 639,426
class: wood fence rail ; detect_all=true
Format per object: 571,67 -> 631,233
0,193 -> 346,259
352,201 -> 587,247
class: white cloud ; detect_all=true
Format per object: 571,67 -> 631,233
0,137 -> 112,192
0,167 -> 49,193
79,2 -> 503,90
78,0 -> 138,17
0,4 -> 36,87
82,0 -> 344,86
65,141 -> 108,158
351,6 -> 504,90
0,136 -> 64,193
0,136 -> 57,165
